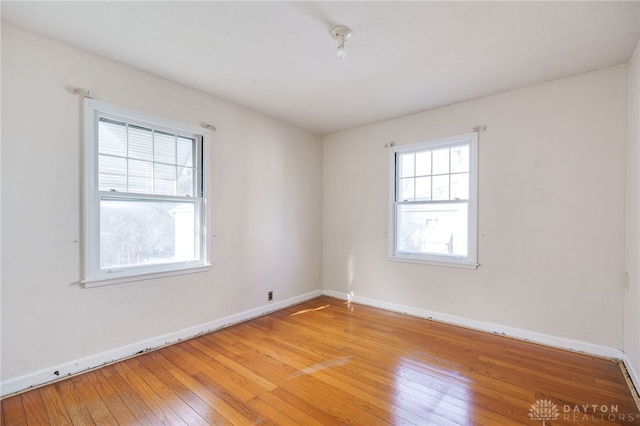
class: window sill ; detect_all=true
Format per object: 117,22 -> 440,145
82,264 -> 211,288
388,255 -> 478,270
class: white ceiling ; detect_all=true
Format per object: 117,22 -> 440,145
2,1 -> 639,135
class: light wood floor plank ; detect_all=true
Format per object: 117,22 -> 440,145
1,296 -> 638,425
83,369 -> 139,425
97,364 -> 163,424
55,380 -> 95,426
138,352 -> 229,425
37,385 -> 72,426
0,393 -> 26,426
122,357 -> 208,425
167,367 -> 252,425
21,389 -> 50,426
66,373 -> 117,426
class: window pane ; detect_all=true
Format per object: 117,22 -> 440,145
178,167 -> 195,197
98,155 -> 126,191
451,144 -> 469,173
128,125 -> 153,161
154,131 -> 176,164
415,176 -> 431,200
154,163 -> 176,195
415,151 -> 431,176
432,147 -> 449,175
399,153 -> 414,178
128,159 -> 153,194
399,177 -> 415,201
178,137 -> 194,168
432,174 -> 449,200
451,173 -> 469,200
98,119 -> 126,157
397,202 -> 468,256
100,198 -> 198,268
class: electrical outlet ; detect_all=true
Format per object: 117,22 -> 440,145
268,291 -> 273,301
316,272 -> 321,281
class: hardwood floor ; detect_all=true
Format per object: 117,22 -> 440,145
1,296 -> 639,425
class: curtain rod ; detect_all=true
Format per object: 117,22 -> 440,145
384,125 -> 487,148
69,86 -> 217,131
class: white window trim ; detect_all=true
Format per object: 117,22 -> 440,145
82,98 -> 211,287
388,132 -> 479,269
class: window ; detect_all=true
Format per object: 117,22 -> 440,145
389,133 -> 478,268
83,99 -> 210,287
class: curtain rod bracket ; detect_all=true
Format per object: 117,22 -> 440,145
202,122 -> 216,131
70,87 -> 93,98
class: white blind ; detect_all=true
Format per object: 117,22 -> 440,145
97,117 -> 198,197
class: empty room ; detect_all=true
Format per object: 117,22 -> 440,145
1,1 -> 640,425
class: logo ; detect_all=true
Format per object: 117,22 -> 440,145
528,400 -> 637,423
529,399 -> 559,425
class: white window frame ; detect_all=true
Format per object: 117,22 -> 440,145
388,132 -> 478,269
83,98 -> 211,287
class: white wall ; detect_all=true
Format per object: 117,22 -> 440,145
1,20 -> 635,397
324,66 -> 628,350
625,41 -> 640,386
0,24 -> 323,390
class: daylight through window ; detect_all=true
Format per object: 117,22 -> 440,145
83,99 -> 210,286
389,133 -> 478,268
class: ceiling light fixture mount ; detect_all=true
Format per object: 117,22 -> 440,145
331,26 -> 352,59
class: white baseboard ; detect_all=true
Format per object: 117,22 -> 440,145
624,353 -> 640,397
3,289 -> 630,399
323,290 -> 625,360
0,289 -> 322,398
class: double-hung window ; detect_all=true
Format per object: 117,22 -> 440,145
83,99 -> 210,287
389,132 -> 478,268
